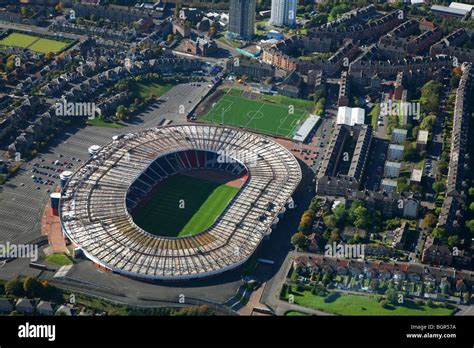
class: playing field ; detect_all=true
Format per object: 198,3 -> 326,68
0,32 -> 69,54
132,174 -> 239,237
203,92 -> 308,138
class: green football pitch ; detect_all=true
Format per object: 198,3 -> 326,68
0,32 -> 69,54
132,174 -> 239,237
203,93 -> 308,138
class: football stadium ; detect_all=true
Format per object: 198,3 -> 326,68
59,125 -> 301,280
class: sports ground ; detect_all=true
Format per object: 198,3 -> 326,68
132,174 -> 239,237
203,90 -> 309,138
0,32 -> 69,54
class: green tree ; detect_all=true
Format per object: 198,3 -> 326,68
348,202 -> 369,229
369,279 -> 379,291
437,160 -> 448,176
322,271 -> 332,286
463,292 -> 470,303
447,235 -> 459,249
466,220 -> 474,233
323,214 -> 337,229
385,288 -> 398,305
291,232 -> 306,249
21,7 -> 29,17
432,181 -> 446,194
420,80 -> 442,114
330,228 -> 341,242
23,277 -> 43,298
385,218 -> 401,230
299,210 -> 314,233
423,212 -> 438,229
332,204 -> 347,226
5,278 -> 23,297
420,114 -> 437,132
432,227 -> 447,239
403,144 -> 421,162
115,105 -> 127,121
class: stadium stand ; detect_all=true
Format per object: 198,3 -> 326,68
60,125 -> 301,280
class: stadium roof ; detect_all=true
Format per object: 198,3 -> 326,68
431,5 -> 469,17
337,107 -> 365,126
293,115 -> 320,142
60,125 -> 301,280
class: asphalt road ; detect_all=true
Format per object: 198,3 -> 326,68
0,83 -> 209,245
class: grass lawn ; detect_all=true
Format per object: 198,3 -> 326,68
369,102 -> 380,129
217,36 -> 242,48
0,32 -> 37,47
131,80 -> 174,99
45,253 -> 73,266
285,310 -> 309,316
28,38 -> 69,54
258,92 -> 314,109
132,174 -> 239,237
283,287 -> 455,316
86,118 -> 123,128
203,90 -> 309,138
0,32 -> 69,54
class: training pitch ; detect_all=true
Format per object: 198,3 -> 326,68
203,92 -> 308,138
132,174 -> 239,237
0,32 -> 69,54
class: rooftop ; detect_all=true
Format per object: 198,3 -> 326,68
417,130 -> 429,144
411,169 -> 423,182
449,2 -> 474,12
431,5 -> 469,16
293,115 -> 321,143
336,106 -> 365,126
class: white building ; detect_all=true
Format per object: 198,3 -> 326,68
449,2 -> 474,18
384,161 -> 402,178
411,169 -> 423,183
336,106 -> 365,126
391,128 -> 407,144
381,179 -> 398,192
270,0 -> 297,27
293,115 -> 320,143
387,144 -> 404,161
417,130 -> 429,150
